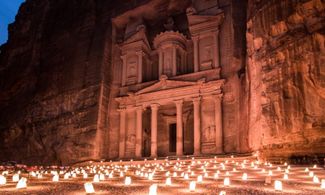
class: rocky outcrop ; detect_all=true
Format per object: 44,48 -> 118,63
0,0 -> 114,165
247,0 -> 325,158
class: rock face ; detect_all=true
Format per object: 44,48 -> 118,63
247,0 -> 325,158
0,0 -> 324,165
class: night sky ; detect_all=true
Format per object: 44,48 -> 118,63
0,0 -> 25,45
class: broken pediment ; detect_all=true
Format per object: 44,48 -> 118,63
187,8 -> 224,36
135,75 -> 202,95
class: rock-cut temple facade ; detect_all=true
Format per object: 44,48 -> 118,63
113,6 -> 225,158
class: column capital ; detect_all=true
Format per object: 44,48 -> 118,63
120,54 -> 127,60
150,103 -> 159,110
192,36 -> 199,41
135,105 -> 145,111
213,94 -> 223,100
117,107 -> 127,112
136,50 -> 145,57
192,96 -> 201,103
174,99 -> 184,106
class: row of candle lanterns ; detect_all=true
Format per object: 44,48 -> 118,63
1,157 -> 324,194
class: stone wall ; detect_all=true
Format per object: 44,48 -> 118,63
247,0 -> 325,158
0,0 -> 114,165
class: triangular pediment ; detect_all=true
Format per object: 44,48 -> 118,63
136,77 -> 200,95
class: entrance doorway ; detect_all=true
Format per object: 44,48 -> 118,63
169,123 -> 176,153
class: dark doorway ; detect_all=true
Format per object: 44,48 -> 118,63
169,123 -> 177,153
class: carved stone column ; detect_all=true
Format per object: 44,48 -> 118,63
121,55 -> 127,86
193,36 -> 199,72
172,46 -> 177,76
135,106 -> 143,158
150,104 -> 159,157
193,97 -> 201,155
158,50 -> 163,77
214,94 -> 223,153
213,30 -> 220,68
119,107 -> 126,158
175,100 -> 183,156
136,51 -> 143,84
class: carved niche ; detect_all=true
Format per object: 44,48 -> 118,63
120,19 -> 151,86
187,6 -> 224,72
154,31 -> 187,77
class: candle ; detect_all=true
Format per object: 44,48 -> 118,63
242,173 -> 248,181
274,180 -> 282,191
125,176 -> 131,185
189,181 -> 196,191
321,179 -> 325,189
283,174 -> 288,180
197,175 -> 203,183
100,174 -> 105,181
214,173 -> 219,179
165,177 -> 172,186
0,175 -> 6,185
149,184 -> 157,195
84,182 -> 95,193
313,175 -> 320,183
52,175 -> 59,182
219,190 -> 226,195
93,174 -> 100,183
224,177 -> 230,186
12,174 -> 19,182
16,177 -> 27,189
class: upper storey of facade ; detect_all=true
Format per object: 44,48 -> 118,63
111,0 -> 224,96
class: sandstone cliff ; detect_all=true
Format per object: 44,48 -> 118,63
247,0 -> 325,158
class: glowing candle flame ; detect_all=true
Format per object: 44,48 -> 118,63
149,184 -> 157,195
283,174 -> 288,180
99,174 -> 105,181
214,173 -> 219,179
242,173 -> 248,181
309,171 -> 314,177
93,174 -> 100,183
165,177 -> 172,186
197,175 -> 203,183
189,181 -> 196,191
0,175 -> 6,185
321,179 -> 325,189
52,175 -> 59,182
224,177 -> 230,186
313,175 -> 319,183
274,180 -> 282,191
16,177 -> 27,189
83,173 -> 88,179
219,191 -> 226,195
184,173 -> 189,180
84,182 -> 95,193
124,176 -> 131,185
12,174 -> 19,182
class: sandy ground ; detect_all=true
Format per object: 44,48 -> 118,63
0,157 -> 324,195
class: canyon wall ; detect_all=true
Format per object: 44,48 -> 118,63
247,0 -> 325,158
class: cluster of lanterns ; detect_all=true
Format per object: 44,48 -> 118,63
0,156 -> 324,194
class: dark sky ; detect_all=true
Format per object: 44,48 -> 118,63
0,0 -> 25,45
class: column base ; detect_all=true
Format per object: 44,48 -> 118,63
193,152 -> 201,156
